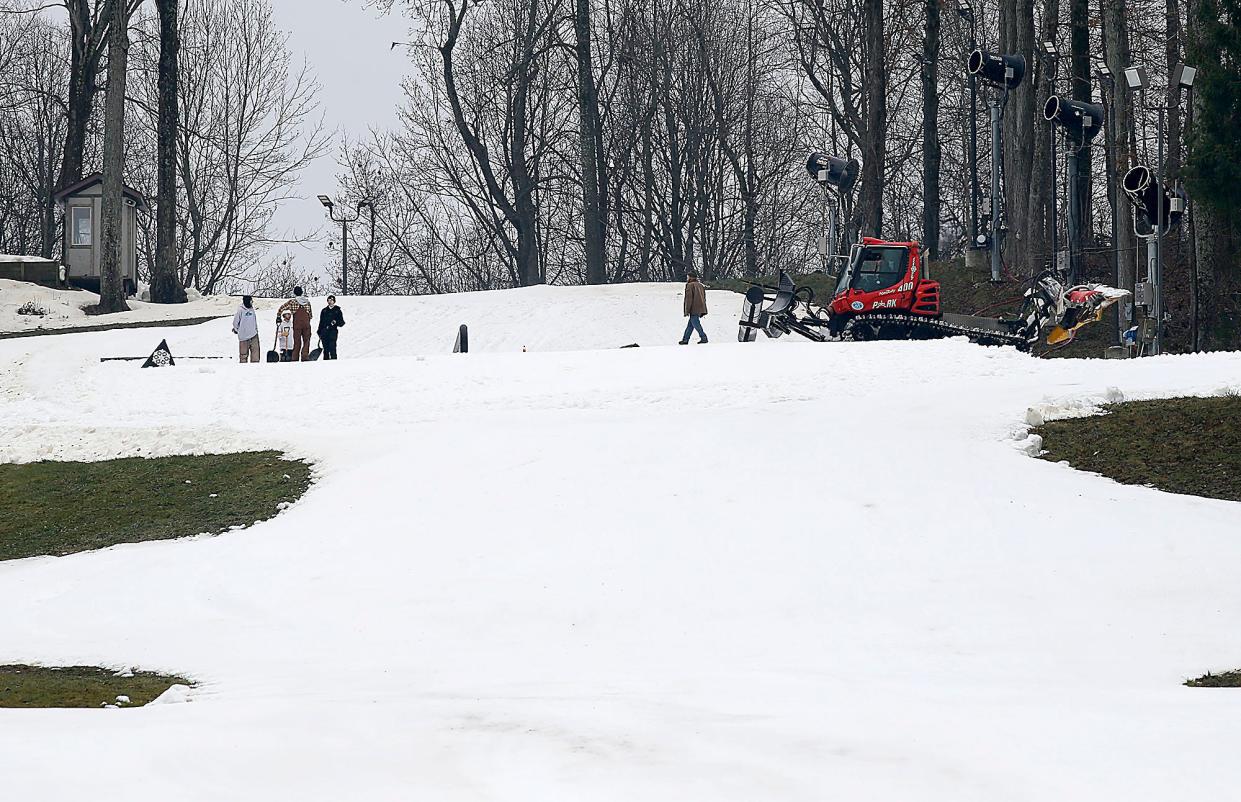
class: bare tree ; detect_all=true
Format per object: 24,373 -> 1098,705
97,0 -> 142,313
166,0 -> 327,293
150,0 -> 184,302
573,0 -> 607,284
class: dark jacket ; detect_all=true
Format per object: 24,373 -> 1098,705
317,305 -> 345,337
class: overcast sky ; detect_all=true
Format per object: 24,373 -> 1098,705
267,0 -> 409,282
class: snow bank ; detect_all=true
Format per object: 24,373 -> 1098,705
1,283 -> 1240,801
147,684 -> 193,706
0,278 -> 236,334
0,254 -> 54,263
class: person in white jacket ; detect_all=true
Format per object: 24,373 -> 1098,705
232,296 -> 261,364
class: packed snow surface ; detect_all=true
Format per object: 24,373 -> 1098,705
1,282 -> 1239,801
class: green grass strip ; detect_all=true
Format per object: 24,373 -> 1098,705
1035,395 -> 1241,503
0,451 -> 311,561
0,665 -> 191,708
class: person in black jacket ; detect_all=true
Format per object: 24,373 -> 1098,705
317,295 -> 346,360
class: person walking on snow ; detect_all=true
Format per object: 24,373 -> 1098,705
317,295 -> 346,360
232,295 -> 260,364
277,286 -> 314,361
680,270 -> 709,344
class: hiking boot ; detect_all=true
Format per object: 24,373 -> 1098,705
678,340 -> 689,345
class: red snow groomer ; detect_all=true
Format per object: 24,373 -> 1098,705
738,237 -> 1127,350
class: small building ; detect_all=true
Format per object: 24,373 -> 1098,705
54,172 -> 147,295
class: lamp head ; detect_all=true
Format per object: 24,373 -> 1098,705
1172,62 -> 1197,89
1123,66 -> 1148,90
318,195 -> 334,209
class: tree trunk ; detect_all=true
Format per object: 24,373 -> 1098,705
573,0 -> 607,285
152,0 -> 187,303
1165,0 -> 1183,178
999,0 -> 1036,275
856,0 -> 886,237
1184,0 -> 1229,349
1069,0 -> 1092,241
1163,0 -> 1187,345
1026,0 -> 1058,277
1103,0 -> 1137,339
58,1 -> 109,192
921,0 -> 940,260
98,0 -> 132,314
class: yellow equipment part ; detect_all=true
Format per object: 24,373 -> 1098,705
1045,300 -> 1118,345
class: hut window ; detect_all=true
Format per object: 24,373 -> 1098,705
71,206 -> 92,247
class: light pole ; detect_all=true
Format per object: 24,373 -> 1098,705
318,196 -> 372,296
1121,63 -> 1194,356
957,1 -> 979,252
1041,39 -> 1060,271
968,48 -> 1026,282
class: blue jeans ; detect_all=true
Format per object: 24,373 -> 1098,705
682,315 -> 707,343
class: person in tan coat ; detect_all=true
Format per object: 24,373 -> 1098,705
680,270 -> 709,344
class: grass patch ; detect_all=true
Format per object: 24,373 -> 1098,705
0,665 -> 190,708
0,451 -> 311,561
1034,395 -> 1241,502
1186,670 -> 1241,688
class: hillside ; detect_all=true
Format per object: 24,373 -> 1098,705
1,284 -> 1239,801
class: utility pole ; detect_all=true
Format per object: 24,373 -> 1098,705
989,95 -> 1003,282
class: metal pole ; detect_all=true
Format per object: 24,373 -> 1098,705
820,177 -> 828,274
1187,86 -> 1197,351
969,73 -> 979,243
341,218 -> 349,297
1066,145 -> 1079,284
1105,79 -> 1121,344
1154,105 -> 1164,355
827,194 -> 837,265
1049,117 -> 1057,272
990,98 -> 1002,282
1146,234 -> 1157,354
1048,58 -> 1058,275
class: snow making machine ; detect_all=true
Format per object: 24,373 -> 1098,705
738,237 -> 1128,350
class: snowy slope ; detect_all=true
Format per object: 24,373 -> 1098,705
1,284 -> 1240,801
